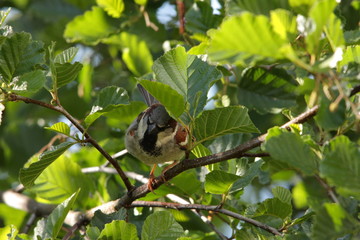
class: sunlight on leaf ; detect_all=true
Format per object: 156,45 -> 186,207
96,0 -> 124,18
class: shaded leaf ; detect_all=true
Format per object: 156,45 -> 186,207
10,70 -> 45,94
325,13 -> 345,51
90,209 -> 127,231
320,136 -> 360,199
0,32 -> 45,82
256,198 -> 292,219
185,2 -> 222,34
205,170 -> 240,194
97,0 -> 124,18
44,122 -> 71,137
153,46 -> 221,119
272,186 -> 292,205
141,211 -> 184,240
194,106 -> 259,143
85,86 -> 129,127
54,62 -> 83,89
34,190 -> 79,240
208,12 -> 296,66
98,220 -> 138,240
230,160 -> 264,192
226,0 -> 290,16
19,142 -> 75,188
263,127 -> 319,175
238,67 -> 298,113
138,79 -> 186,118
64,6 -> 117,45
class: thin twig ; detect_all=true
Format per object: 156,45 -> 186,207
129,201 -> 283,236
7,93 -> 134,191
314,174 -> 339,203
22,213 -> 37,233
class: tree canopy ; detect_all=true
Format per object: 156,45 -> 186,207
0,0 -> 360,239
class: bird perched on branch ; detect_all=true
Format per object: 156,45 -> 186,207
125,84 -> 189,191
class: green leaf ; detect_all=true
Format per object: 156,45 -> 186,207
134,0 -> 147,5
85,86 -> 129,127
344,29 -> 360,45
256,198 -> 292,219
10,70 -> 45,94
54,62 -> 83,89
86,226 -> 101,240
105,101 -> 147,129
227,0 -> 290,16
320,136 -> 360,199
289,0 -> 316,16
191,144 -> 212,158
96,0 -> 124,18
0,103 -> 4,126
0,32 -> 45,82
324,13 -> 345,51
44,122 -> 71,137
102,32 -> 153,76
54,47 -> 78,64
338,45 -> 360,69
272,186 -> 292,205
90,209 -> 127,231
194,106 -> 259,143
314,92 -> 346,131
230,160 -> 264,192
205,170 -> 240,194
32,155 -> 93,204
305,0 -> 337,55
138,80 -> 186,118
153,46 -> 221,119
185,2 -> 222,34
141,211 -> 184,240
208,12 -> 296,66
312,203 -> 360,240
64,6 -> 117,45
238,67 -> 298,114
263,127 -> 318,175
270,9 -> 297,42
19,142 -> 75,188
34,190 -> 79,240
98,220 -> 138,240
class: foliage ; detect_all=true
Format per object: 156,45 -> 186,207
0,0 -> 359,239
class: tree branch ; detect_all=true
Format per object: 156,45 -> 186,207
129,201 -> 283,236
115,105 -> 320,207
7,93 -> 134,191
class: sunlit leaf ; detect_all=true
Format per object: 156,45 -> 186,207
138,79 -> 186,118
44,122 -> 71,137
64,6 -> 117,45
54,47 -> 78,64
141,211 -> 184,240
19,142 -> 75,188
96,0 -> 124,18
85,86 -> 129,127
98,220 -> 138,240
102,32 -> 153,76
208,12 -> 296,66
270,9 -> 297,41
312,203 -> 360,240
32,155 -> 94,204
226,0 -> 290,16
325,14 -> 345,51
194,106 -> 259,143
305,0 -> 337,55
54,62 -> 83,89
263,127 -> 319,175
205,170 -> 240,194
34,190 -> 79,239
153,46 -> 221,119
320,136 -> 360,199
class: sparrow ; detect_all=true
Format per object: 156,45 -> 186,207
125,84 -> 189,190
